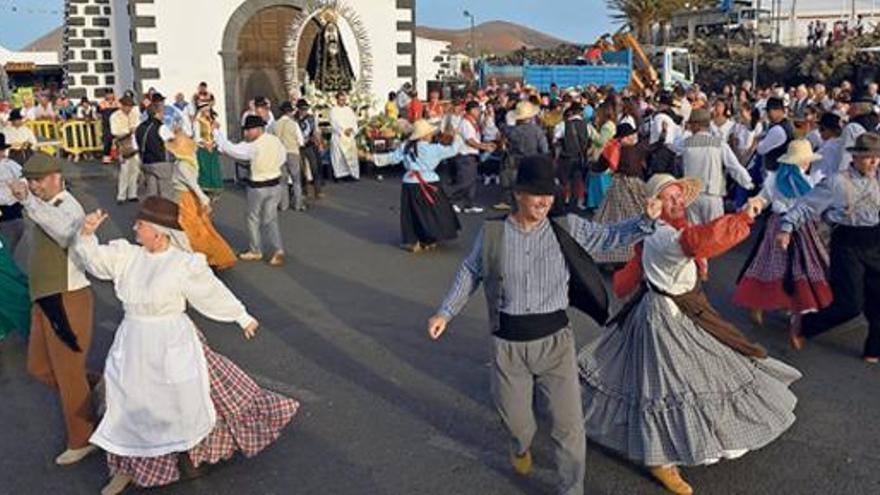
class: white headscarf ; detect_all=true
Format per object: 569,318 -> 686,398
145,221 -> 192,253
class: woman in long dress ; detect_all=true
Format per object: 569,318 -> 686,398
73,197 -> 298,495
167,133 -> 237,270
194,104 -> 225,194
593,124 -> 648,265
0,233 -> 29,341
586,101 -> 616,209
733,140 -> 832,328
388,119 -> 461,253
578,175 -> 800,494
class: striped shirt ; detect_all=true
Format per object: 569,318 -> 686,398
438,214 -> 655,319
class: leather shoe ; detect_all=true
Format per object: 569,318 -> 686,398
650,466 -> 693,495
55,445 -> 99,465
267,252 -> 285,266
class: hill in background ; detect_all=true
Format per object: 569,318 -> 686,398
416,20 -> 572,55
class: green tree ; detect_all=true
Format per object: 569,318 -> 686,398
606,0 -> 715,42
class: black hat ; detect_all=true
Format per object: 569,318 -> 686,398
8,108 -> 22,121
296,98 -> 310,109
254,96 -> 269,108
818,112 -> 841,131
615,123 -> 637,139
242,115 -> 266,130
136,196 -> 181,230
514,155 -> 557,196
766,97 -> 785,111
279,101 -> 294,114
150,92 -> 165,103
0,133 -> 9,150
657,92 -> 675,107
465,101 -> 481,112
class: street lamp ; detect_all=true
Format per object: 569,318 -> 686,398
463,10 -> 476,59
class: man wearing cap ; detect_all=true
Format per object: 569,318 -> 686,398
677,108 -> 754,224
428,155 -> 660,495
497,102 -> 549,210
780,132 -> 880,364
329,92 -> 360,180
1,108 -> 38,164
274,101 -> 306,211
756,96 -> 795,172
295,99 -> 324,199
0,133 -> 24,253
135,103 -> 175,199
6,154 -> 97,465
811,112 -> 843,182
110,96 -> 142,205
213,114 -> 288,267
837,95 -> 879,172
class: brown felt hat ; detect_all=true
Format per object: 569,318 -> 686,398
136,196 -> 181,230
22,153 -> 63,179
847,132 -> 880,156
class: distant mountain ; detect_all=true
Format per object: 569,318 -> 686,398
415,21 -> 571,55
23,26 -> 63,56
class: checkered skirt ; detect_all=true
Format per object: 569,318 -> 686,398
106,330 -> 299,487
733,213 -> 832,312
592,175 -> 648,264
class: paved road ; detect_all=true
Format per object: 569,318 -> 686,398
1,165 -> 878,495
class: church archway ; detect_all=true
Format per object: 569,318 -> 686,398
220,0 -> 311,137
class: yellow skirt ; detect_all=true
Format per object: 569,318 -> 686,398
178,191 -> 237,270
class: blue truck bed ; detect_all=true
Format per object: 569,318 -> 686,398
481,49 -> 632,91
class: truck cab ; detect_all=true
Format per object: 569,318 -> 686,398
648,46 -> 696,89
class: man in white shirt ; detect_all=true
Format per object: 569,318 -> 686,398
838,96 -> 879,172
2,108 -> 38,164
649,93 -> 680,146
756,97 -> 794,172
810,113 -> 844,183
274,101 -> 306,211
448,101 -> 496,214
7,154 -> 97,466
0,133 -> 24,253
214,115 -> 287,267
110,96 -> 141,204
329,92 -> 360,180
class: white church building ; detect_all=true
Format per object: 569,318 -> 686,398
63,0 -> 417,134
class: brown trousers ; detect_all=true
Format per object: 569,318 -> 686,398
26,287 -> 95,449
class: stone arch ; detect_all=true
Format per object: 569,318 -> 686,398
220,0 -> 306,137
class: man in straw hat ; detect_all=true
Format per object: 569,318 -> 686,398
678,107 -> 754,224
497,101 -> 549,210
6,154 -> 98,465
428,155 -> 661,494
213,114 -> 287,267
781,132 -> 880,363
579,173 -> 798,495
110,95 -> 141,205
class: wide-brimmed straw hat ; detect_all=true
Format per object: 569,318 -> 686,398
646,173 -> 701,207
165,133 -> 197,161
846,132 -> 880,156
409,119 -> 438,141
778,139 -> 822,164
136,196 -> 181,230
514,101 -> 539,121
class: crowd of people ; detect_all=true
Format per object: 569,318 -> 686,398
807,16 -> 873,48
1,66 -> 880,495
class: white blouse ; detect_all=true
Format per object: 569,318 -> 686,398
642,223 -> 698,297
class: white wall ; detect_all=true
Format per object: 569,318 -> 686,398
133,0 -> 407,133
416,36 -> 448,95
111,0 -> 134,93
0,46 -> 59,66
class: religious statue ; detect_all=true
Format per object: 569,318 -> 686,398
306,9 -> 356,92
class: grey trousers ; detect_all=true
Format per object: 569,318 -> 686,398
687,193 -> 724,225
141,160 -> 175,200
491,328 -> 585,495
246,185 -> 284,255
117,155 -> 141,201
280,153 -> 304,210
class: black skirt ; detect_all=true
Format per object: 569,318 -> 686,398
400,182 -> 461,245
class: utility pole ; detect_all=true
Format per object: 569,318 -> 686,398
753,0 -> 761,89
463,10 -> 476,59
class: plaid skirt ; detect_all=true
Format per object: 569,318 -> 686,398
592,175 -> 647,264
733,213 -> 832,313
106,330 -> 299,487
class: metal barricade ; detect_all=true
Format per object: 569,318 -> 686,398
24,120 -> 62,156
61,120 -> 104,161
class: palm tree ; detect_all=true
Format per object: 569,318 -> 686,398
606,0 -> 714,42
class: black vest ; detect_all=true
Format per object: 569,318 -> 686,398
560,118 -> 588,162
135,117 -> 167,165
763,119 -> 794,171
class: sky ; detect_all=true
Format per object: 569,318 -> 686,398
1,0 -> 878,50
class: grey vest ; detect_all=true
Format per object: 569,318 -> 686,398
682,133 -> 725,196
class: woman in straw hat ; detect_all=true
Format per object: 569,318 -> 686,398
73,197 -> 298,495
593,123 -> 648,265
166,131 -> 237,270
578,175 -> 800,495
733,139 -> 832,326
388,119 -> 461,252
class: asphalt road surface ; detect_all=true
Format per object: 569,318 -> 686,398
1,164 -> 878,495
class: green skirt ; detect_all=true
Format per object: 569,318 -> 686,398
197,148 -> 224,192
0,238 -> 30,341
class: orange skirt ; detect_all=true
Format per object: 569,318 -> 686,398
178,191 -> 236,270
